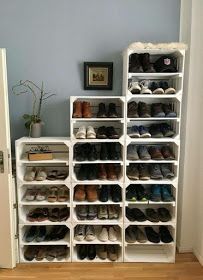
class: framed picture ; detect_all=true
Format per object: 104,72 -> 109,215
84,62 -> 113,90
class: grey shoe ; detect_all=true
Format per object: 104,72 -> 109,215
108,205 -> 119,219
75,225 -> 86,241
150,164 -> 163,179
127,164 -> 139,180
125,226 -> 137,243
88,205 -> 97,220
139,164 -> 150,180
85,225 -> 96,241
160,164 -> 174,179
98,205 -> 108,219
138,146 -> 151,160
136,227 -> 147,243
107,245 -> 118,261
127,145 -> 139,160
97,245 -> 107,260
76,205 -> 88,220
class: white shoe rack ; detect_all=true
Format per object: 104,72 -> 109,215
123,47 -> 185,262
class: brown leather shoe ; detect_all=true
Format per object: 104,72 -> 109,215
73,101 -> 82,118
82,102 -> 92,118
74,185 -> 86,201
149,146 -> 164,160
106,164 -> 117,181
98,164 -> 107,180
86,185 -> 98,202
161,146 -> 175,160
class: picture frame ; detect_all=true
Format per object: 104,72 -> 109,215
84,62 -> 113,90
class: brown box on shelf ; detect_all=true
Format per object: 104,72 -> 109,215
28,152 -> 53,161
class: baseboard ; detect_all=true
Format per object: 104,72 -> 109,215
177,245 -> 193,253
193,249 -> 203,266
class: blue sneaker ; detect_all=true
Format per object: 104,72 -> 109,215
150,185 -> 161,202
139,126 -> 151,138
161,185 -> 174,202
128,125 -> 140,138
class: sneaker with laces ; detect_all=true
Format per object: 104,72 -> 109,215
127,144 -> 139,160
150,164 -> 163,179
150,185 -> 162,202
85,225 -> 96,241
161,185 -> 174,202
138,146 -> 151,160
160,164 -> 174,179
75,225 -> 86,241
140,80 -> 152,94
128,126 -> 140,138
139,126 -> 151,138
139,164 -> 150,180
127,164 -> 139,180
98,205 -> 108,219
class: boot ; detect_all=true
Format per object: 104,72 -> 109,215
140,53 -> 156,73
108,103 -> 118,118
129,53 -> 143,73
73,101 -> 82,118
97,103 -> 107,118
82,102 -> 92,118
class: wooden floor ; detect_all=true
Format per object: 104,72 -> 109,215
0,253 -> 202,280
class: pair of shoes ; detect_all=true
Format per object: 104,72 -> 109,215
129,80 -> 176,95
150,185 -> 174,202
76,205 -> 120,220
47,186 -> 69,202
99,185 -> 122,202
145,226 -> 173,243
75,126 -> 96,139
74,185 -> 98,202
77,245 -> 96,260
129,53 -> 155,73
149,123 -> 175,138
149,146 -> 175,160
125,226 -> 147,243
126,207 -> 171,223
74,143 -> 98,161
150,164 -> 174,179
73,101 -> 92,118
98,205 -> 120,219
77,164 -> 98,180
74,225 -> 96,241
151,81 -> 176,94
97,103 -> 119,118
97,245 -> 119,261
98,226 -> 118,242
24,168 -> 68,182
24,245 -> 68,261
129,80 -> 152,94
27,207 -> 69,222
126,207 -> 146,222
76,205 -> 97,220
45,226 -> 69,241
97,126 -> 119,139
151,103 -> 177,118
126,184 -> 148,201
100,143 -> 120,160
24,187 -> 47,201
128,125 -> 151,138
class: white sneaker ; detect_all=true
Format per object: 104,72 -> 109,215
85,225 -> 96,241
140,80 -> 152,94
109,226 -> 118,242
76,126 -> 86,139
74,225 -> 86,241
98,226 -> 108,242
129,81 -> 141,94
87,126 -> 96,139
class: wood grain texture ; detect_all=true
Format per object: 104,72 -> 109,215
0,254 -> 202,280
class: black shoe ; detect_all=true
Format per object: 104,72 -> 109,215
99,185 -> 109,202
108,143 -> 120,160
35,226 -> 46,242
111,185 -> 122,202
97,126 -> 107,139
159,226 -> 173,243
88,244 -> 96,260
160,123 -> 175,137
24,226 -> 38,242
126,207 -> 135,221
145,227 -> 160,243
108,103 -> 118,118
88,145 -> 98,161
97,103 -> 107,118
129,53 -> 143,73
126,185 -> 137,201
88,165 -> 98,180
78,245 -> 88,260
136,185 -> 148,201
55,226 -> 69,240
157,207 -> 171,222
145,208 -> 159,223
100,143 -> 109,160
77,165 -> 88,180
149,124 -> 164,138
139,53 -> 156,73
131,208 -> 146,222
75,144 -> 87,161
106,126 -> 119,139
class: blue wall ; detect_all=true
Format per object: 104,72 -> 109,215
0,0 -> 180,141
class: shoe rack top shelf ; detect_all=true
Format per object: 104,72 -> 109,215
128,73 -> 182,78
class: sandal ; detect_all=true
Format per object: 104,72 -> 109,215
57,187 -> 69,202
47,187 -> 58,202
59,207 -> 69,221
47,170 -> 58,181
49,208 -> 60,222
24,168 -> 36,181
35,169 -> 47,181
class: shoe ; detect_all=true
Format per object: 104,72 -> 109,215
88,165 -> 98,180
24,226 -> 38,242
73,101 -> 82,118
98,205 -> 108,219
160,123 -> 174,137
128,125 -> 140,138
108,143 -> 120,160
106,164 -> 117,180
88,205 -> 97,220
150,164 -> 163,179
139,126 -> 151,138
157,207 -> 171,222
127,164 -> 139,180
127,144 -> 139,160
36,245 -> 48,261
97,103 -> 107,118
159,226 -> 173,243
24,168 -> 36,181
76,205 -> 88,220
35,169 -> 46,181
145,227 -> 160,243
107,245 -> 118,261
160,81 -> 176,94
82,101 -> 92,118
88,145 -> 98,161
24,246 -> 39,261
126,207 -> 135,221
74,144 -> 87,161
24,188 -> 37,201
140,80 -> 152,94
111,185 -> 122,202
146,208 -> 159,223
138,102 -> 151,117
100,143 -> 109,160
149,146 -> 164,160
75,225 -> 86,241
131,208 -> 146,222
136,184 -> 148,201
78,245 -> 88,260
85,225 -> 96,241
161,146 -> 175,160
97,245 -> 107,260
126,185 -> 137,201
77,165 -> 88,180
125,226 -> 137,243
150,185 -> 162,202
162,104 -> 177,118
136,227 -> 147,243
160,164 -> 174,179
138,146 -> 151,160
99,185 -> 109,202
106,126 -> 119,139
129,81 -> 141,94
35,226 -> 46,242
97,126 -> 107,139
128,101 -> 139,118
151,103 -> 165,118
129,53 -> 143,73
109,226 -> 118,242
98,226 -> 108,242
150,81 -> 164,94
87,126 -> 96,139
98,164 -> 107,180
161,185 -> 174,202
36,188 -> 47,201
76,126 -> 86,139
86,185 -> 98,202
88,245 -> 96,260
139,164 -> 150,180
140,53 -> 156,73
59,207 -> 69,222
74,185 -> 86,201
108,205 -> 119,219
149,124 -> 164,138
108,103 -> 118,118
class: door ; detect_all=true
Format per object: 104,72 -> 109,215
0,49 -> 16,268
